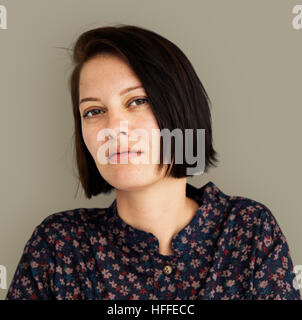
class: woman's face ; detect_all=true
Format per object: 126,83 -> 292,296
79,53 -> 169,191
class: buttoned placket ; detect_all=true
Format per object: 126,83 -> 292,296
105,182 -> 215,299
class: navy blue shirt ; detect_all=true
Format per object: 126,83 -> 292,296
5,181 -> 301,300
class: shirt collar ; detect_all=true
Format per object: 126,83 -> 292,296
105,181 -> 228,258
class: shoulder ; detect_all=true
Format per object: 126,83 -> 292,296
226,193 -> 282,235
39,206 -> 108,228
219,192 -> 289,258
205,182 -> 279,233
207,183 -> 285,246
28,206 -> 109,248
212,189 -> 294,269
204,181 -> 271,218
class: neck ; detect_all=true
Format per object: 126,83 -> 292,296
114,177 -> 200,256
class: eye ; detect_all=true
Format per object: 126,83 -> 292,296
82,109 -> 105,119
82,97 -> 149,119
129,97 -> 149,107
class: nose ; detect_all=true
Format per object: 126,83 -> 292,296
105,110 -> 129,140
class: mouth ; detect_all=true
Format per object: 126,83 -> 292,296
109,150 -> 143,160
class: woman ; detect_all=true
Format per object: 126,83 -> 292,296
5,24 -> 301,300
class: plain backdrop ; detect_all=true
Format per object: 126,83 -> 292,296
0,0 -> 301,299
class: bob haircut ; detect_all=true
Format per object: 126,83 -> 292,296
69,24 -> 219,199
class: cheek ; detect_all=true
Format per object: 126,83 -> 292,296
140,119 -> 161,160
82,126 -> 98,155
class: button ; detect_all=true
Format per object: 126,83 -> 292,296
163,264 -> 173,275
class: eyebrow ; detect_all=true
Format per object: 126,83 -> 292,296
79,85 -> 144,106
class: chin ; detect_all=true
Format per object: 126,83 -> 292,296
100,165 -> 154,191
107,178 -> 151,192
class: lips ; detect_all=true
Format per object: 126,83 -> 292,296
108,149 -> 142,159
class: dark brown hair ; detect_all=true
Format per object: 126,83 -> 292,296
69,24 -> 219,199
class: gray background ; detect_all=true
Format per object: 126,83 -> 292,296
0,0 -> 301,299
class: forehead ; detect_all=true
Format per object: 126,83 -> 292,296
79,54 -> 144,96
80,54 -> 136,83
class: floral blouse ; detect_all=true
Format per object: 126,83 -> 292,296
5,181 -> 301,300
